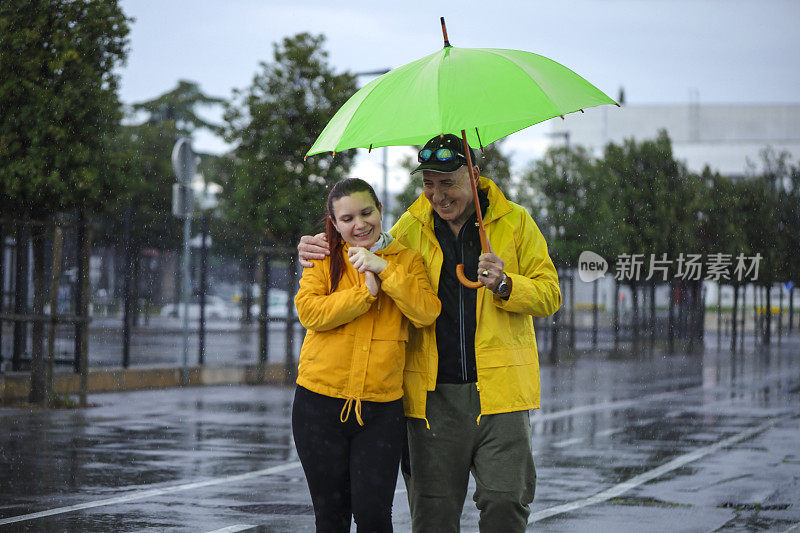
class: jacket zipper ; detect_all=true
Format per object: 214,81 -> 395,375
458,224 -> 468,381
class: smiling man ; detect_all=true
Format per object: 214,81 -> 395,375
298,133 -> 561,532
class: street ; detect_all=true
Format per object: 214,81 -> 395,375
1,336 -> 799,532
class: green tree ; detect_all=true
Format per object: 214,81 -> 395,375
132,79 -> 225,131
778,161 -> 800,331
0,0 -> 130,216
517,144 -> 617,267
696,169 -> 745,256
109,80 -> 225,251
0,0 -> 130,404
97,121 -> 183,251
739,150 -> 798,344
94,80 -> 226,321
600,131 -> 705,348
696,169 -> 748,348
222,33 -> 358,249
778,161 -> 800,286
601,131 -> 703,262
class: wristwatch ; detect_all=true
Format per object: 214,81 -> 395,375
494,273 -> 510,297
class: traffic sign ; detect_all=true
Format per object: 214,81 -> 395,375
171,137 -> 195,185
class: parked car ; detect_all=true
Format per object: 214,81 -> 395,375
160,295 -> 239,320
249,289 -> 298,319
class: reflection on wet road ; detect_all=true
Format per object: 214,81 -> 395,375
1,338 -> 799,532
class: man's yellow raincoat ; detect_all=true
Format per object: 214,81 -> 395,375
390,177 -> 561,420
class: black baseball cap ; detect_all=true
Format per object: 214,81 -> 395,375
411,133 -> 477,175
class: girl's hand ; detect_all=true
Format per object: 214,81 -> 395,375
348,247 -> 388,274
364,271 -> 381,296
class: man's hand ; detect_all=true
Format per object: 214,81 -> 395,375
364,271 -> 381,296
477,252 -> 505,292
348,247 -> 388,275
298,233 -> 330,268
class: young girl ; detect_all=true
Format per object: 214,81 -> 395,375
293,178 -> 440,533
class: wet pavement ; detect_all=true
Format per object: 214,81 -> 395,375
1,337 -> 799,532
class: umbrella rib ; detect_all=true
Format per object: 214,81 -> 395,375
481,48 -> 616,119
482,48 -> 564,118
337,80 -> 387,152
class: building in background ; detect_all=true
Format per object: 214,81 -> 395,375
554,101 -> 800,178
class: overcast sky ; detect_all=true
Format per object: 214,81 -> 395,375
116,0 -> 800,193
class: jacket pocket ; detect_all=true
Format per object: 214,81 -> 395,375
476,345 -> 536,368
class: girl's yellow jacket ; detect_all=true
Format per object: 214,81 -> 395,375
294,239 -> 441,416
390,177 -> 562,420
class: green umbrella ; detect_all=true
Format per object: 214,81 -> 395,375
307,19 -> 618,287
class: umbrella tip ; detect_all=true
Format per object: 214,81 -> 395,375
440,17 -> 451,47
560,115 -> 565,120
303,156 -> 308,161
368,143 -> 373,153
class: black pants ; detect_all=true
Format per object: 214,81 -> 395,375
292,386 -> 405,533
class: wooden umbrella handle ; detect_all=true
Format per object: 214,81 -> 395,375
456,264 -> 483,289
456,129 -> 490,289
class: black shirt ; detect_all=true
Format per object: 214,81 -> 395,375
433,190 -> 490,384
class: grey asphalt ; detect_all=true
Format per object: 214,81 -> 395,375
1,337 -> 799,532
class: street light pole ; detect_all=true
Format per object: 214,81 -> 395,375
199,212 -> 207,366
190,173 -> 221,368
181,180 -> 191,384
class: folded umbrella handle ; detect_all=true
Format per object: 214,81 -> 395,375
456,264 -> 483,289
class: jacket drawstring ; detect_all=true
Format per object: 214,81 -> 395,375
340,397 -> 364,426
476,413 -> 483,425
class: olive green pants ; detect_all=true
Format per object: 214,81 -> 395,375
404,383 -> 536,533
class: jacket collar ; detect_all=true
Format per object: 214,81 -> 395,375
406,176 -> 513,228
342,238 -> 404,256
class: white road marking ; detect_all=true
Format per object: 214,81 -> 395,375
595,427 -> 620,437
527,414 -> 791,525
551,437 -> 584,448
531,391 -> 677,423
595,417 -> 658,437
0,461 -> 302,526
532,368 -> 799,425
204,526 -> 256,533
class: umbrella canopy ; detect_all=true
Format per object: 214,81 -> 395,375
307,45 -> 617,156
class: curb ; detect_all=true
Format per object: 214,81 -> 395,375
0,363 -> 291,403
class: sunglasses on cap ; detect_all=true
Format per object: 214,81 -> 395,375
418,147 -> 466,163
